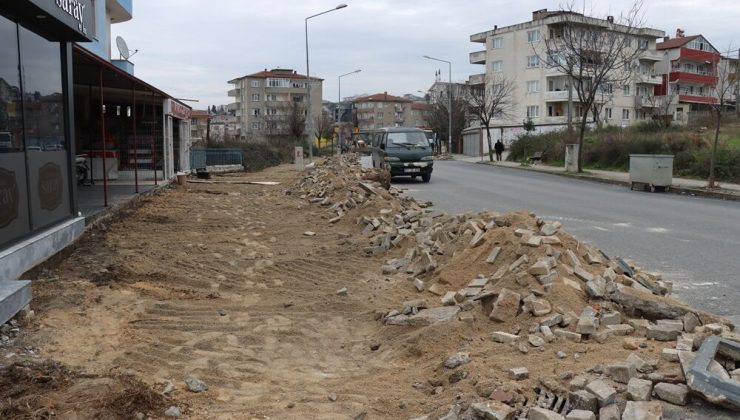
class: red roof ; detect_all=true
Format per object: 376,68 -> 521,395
656,35 -> 698,50
191,110 -> 209,117
229,68 -> 323,82
355,92 -> 411,103
411,102 -> 431,110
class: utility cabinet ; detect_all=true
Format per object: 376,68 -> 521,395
629,154 -> 674,192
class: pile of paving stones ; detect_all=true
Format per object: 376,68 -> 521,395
297,156 -> 740,419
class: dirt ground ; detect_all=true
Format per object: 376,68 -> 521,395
0,162 -> 733,419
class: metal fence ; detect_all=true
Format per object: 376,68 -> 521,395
190,148 -> 244,170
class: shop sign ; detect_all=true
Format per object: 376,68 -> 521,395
165,99 -> 192,120
0,168 -> 19,228
55,0 -> 87,34
38,162 -> 63,211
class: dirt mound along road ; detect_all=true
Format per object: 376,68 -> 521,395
3,154 -> 737,419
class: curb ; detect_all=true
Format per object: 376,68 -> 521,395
473,161 -> 740,202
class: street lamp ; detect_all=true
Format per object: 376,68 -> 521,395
338,69 -> 361,153
423,55 -> 452,155
305,3 -> 348,161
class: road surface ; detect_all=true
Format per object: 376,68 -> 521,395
375,158 -> 740,326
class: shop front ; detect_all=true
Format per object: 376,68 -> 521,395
0,0 -> 93,320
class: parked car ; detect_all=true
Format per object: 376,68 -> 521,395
371,127 -> 434,182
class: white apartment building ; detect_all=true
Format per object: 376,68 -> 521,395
468,9 -> 665,142
227,68 -> 323,142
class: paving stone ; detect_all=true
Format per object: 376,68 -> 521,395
568,390 -> 598,412
556,350 -> 567,359
646,324 -> 681,341
562,277 -> 582,291
661,348 -> 680,362
486,246 -> 502,264
539,313 -> 563,328
599,404 -> 620,420
164,406 -> 181,418
489,289 -> 521,322
469,277 -> 489,288
585,379 -> 616,407
470,401 -> 515,420
622,401 -> 662,420
444,352 -> 471,369
529,260 -> 551,276
514,228 -> 534,237
575,316 -> 599,335
601,311 -> 621,326
537,271 -> 558,285
682,312 -> 701,333
528,334 -> 545,347
527,406 -> 565,420
608,362 -> 637,384
627,377 -> 653,401
510,255 -> 529,272
539,223 -> 560,236
553,329 -> 582,343
541,325 -> 555,342
628,319 -> 650,337
528,298 -> 552,316
652,382 -> 689,405
441,291 -> 457,306
413,278 -> 425,292
626,353 -> 655,373
565,410 -> 595,420
605,324 -> 634,336
566,250 -> 581,267
569,376 -> 588,391
428,283 -> 445,296
509,367 -> 529,380
385,306 -> 460,326
584,252 -> 602,265
656,319 -> 684,332
492,331 -> 519,344
184,375 -> 208,392
573,266 -> 594,282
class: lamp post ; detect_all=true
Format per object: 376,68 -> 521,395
423,55 -> 452,155
305,3 -> 348,161
338,69 -> 361,153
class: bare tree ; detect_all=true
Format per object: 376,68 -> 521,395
467,75 -> 516,161
707,47 -> 738,188
428,89 -> 469,153
538,1 -> 648,172
287,102 -> 306,145
314,109 -> 335,155
643,87 -> 678,128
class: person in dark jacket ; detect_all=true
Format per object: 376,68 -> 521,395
494,140 -> 504,162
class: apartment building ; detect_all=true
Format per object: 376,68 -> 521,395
468,9 -> 665,139
655,31 -> 731,123
227,68 -> 323,142
354,93 -> 413,131
410,102 -> 432,128
190,110 -> 209,145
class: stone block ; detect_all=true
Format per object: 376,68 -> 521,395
470,401 -> 515,420
605,324 -> 634,336
653,382 -> 689,405
568,390 -> 598,412
539,313 -> 563,328
413,278 -> 425,292
524,235 -> 543,247
562,277 -> 582,291
574,266 -> 594,283
486,246 -> 502,264
528,334 -> 545,347
569,376 -> 588,391
554,328 -> 582,343
489,288 -> 521,322
385,306 -> 460,326
441,292 -> 457,306
576,316 -> 599,335
445,352 -> 471,369
492,331 -> 519,344
528,407 -> 565,420
0,280 -> 31,326
510,255 -> 529,272
537,271 -> 558,286
608,362 -> 637,384
598,404 -> 620,420
627,377 -> 653,401
627,353 -> 655,373
529,261 -> 551,276
682,312 -> 701,333
601,311 -> 621,326
622,401 -> 662,420
585,379 -> 616,407
628,319 -> 650,337
509,367 -> 529,380
565,410 -> 595,420
646,324 -> 681,341
661,348 -> 680,362
527,298 -> 552,316
540,325 -> 555,342
428,283 -> 445,296
656,319 -> 684,332
539,223 -> 560,236
584,277 -> 606,298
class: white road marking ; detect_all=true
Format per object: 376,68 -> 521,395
647,227 -> 669,233
593,226 -> 609,231
613,223 -> 631,227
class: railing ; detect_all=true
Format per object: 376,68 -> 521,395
228,88 -> 241,97
469,73 -> 486,85
470,50 -> 486,64
544,90 -> 571,101
190,148 -> 244,170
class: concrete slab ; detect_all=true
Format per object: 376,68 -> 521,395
0,280 -> 31,325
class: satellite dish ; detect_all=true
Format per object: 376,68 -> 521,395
115,36 -> 138,60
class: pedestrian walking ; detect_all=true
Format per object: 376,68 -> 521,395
494,140 -> 504,162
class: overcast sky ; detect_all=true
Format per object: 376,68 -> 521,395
111,0 -> 739,110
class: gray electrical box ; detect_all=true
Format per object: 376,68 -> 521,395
629,154 -> 674,192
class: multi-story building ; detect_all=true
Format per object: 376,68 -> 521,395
227,68 -> 323,142
190,110 -> 209,145
410,102 -> 432,128
655,31 -> 725,123
468,9 -> 665,142
354,92 -> 413,131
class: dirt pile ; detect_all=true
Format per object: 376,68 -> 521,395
297,155 -> 740,419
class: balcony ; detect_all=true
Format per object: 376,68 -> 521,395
544,90 -> 571,101
470,50 -> 487,65
228,88 -> 241,97
679,47 -> 719,63
469,73 -> 486,85
107,0 -> 133,23
227,102 -> 240,111
544,116 -> 568,124
669,71 -> 718,85
638,52 -> 664,62
636,73 -> 662,85
678,94 -> 719,105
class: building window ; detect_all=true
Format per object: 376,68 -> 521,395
625,37 -> 632,48
251,94 -> 260,101
292,95 -> 303,102
266,108 -> 278,115
527,55 -> 539,68
251,80 -> 261,88
527,30 -> 541,43
376,112 -> 383,118
377,102 -> 384,109
267,78 -> 290,88
251,108 -> 261,116
623,85 -> 631,96
605,108 -> 612,120
266,94 -> 277,101
622,109 -> 630,120
492,60 -> 503,73
526,105 -> 539,118
638,38 -> 649,50
251,122 -> 261,130
492,36 -> 503,49
526,80 -> 539,93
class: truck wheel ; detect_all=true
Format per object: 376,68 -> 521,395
422,173 -> 431,183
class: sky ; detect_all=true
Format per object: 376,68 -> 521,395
111,0 -> 740,110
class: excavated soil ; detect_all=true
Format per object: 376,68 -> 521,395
0,160 -> 732,419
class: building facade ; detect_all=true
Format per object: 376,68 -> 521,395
190,110 -> 209,145
227,68 -> 323,142
468,9 -> 665,141
354,93 -> 414,131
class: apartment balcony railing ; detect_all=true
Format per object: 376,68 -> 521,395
470,50 -> 486,65
636,73 -> 662,85
469,73 -> 486,85
228,88 -> 241,97
679,47 -> 719,63
669,71 -> 718,85
544,90 -> 571,101
638,52 -> 664,62
678,94 -> 719,105
544,116 -> 568,124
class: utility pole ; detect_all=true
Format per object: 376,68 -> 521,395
736,49 -> 739,118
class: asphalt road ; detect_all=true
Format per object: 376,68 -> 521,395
371,157 -> 740,326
